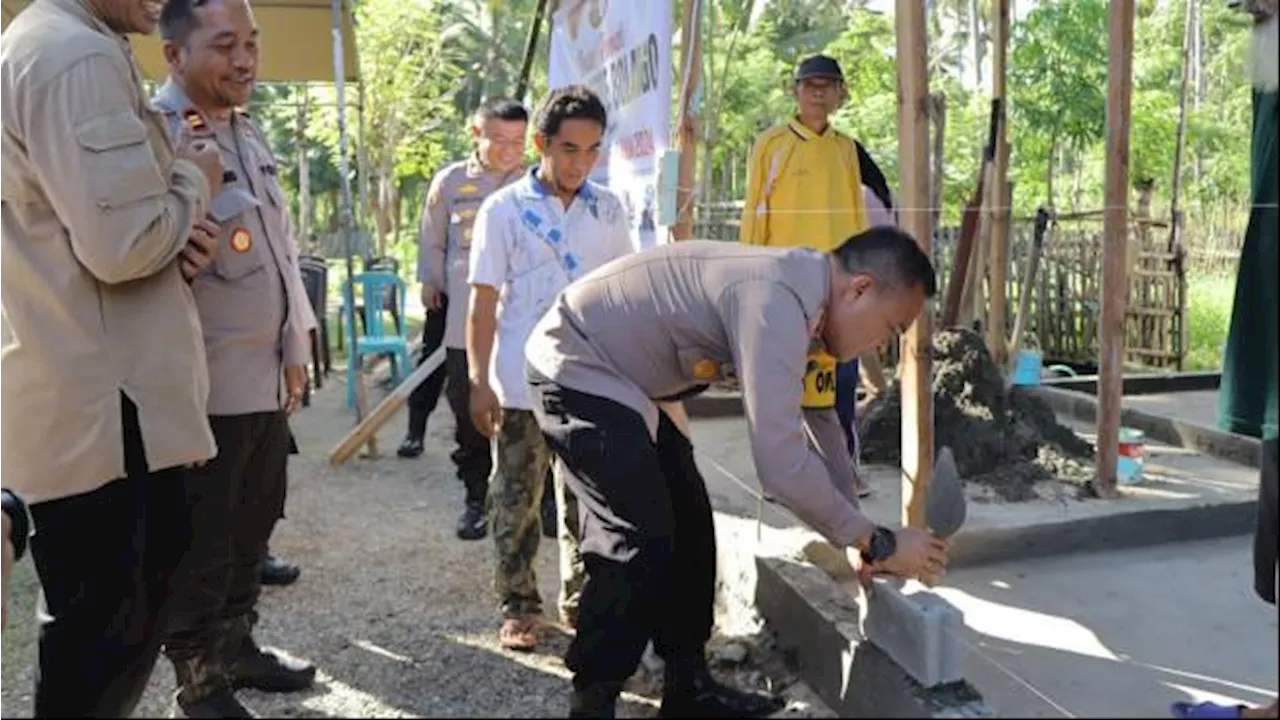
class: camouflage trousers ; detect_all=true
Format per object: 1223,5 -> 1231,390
491,409 -> 586,621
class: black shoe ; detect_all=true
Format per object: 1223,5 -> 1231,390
171,656 -> 256,718
230,643 -> 316,693
397,437 -> 424,458
540,487 -> 557,539
659,655 -> 785,718
260,555 -> 300,587
456,501 -> 488,541
569,680 -> 623,719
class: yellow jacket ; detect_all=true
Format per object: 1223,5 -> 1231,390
739,118 -> 868,251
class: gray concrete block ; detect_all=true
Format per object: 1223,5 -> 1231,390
859,578 -> 964,689
755,556 -> 991,718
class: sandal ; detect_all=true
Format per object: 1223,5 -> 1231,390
1171,702 -> 1246,719
500,617 -> 539,652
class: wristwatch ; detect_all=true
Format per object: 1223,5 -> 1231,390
860,526 -> 896,566
2,488 -> 30,562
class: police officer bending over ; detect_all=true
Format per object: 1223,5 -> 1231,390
524,228 -> 950,718
153,0 -> 318,716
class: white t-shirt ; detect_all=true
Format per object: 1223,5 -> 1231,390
468,167 -> 637,410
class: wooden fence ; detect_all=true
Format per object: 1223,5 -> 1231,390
692,201 -> 1247,370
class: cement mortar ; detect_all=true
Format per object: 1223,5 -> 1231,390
860,329 -> 1095,501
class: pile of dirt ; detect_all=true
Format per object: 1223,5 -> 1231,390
859,328 -> 1096,501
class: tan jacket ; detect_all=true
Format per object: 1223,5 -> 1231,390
416,158 -> 523,349
0,0 -> 215,505
152,80 -> 313,416
525,241 -> 873,548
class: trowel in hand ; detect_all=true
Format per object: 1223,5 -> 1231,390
926,446 -> 967,538
856,446 -> 967,591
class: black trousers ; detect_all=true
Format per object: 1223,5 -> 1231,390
163,412 -> 290,660
29,395 -> 192,717
406,296 -> 492,505
406,299 -> 449,439
528,373 -> 716,685
1256,438 -> 1278,605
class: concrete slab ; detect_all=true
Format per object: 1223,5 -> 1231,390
689,413 -> 1259,570
928,536 -> 1279,718
1124,390 -> 1223,429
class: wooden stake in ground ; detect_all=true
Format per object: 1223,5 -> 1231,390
942,100 -> 1000,328
1005,206 -> 1052,379
986,0 -> 1012,368
330,347 -> 446,466
1095,0 -> 1137,498
895,0 -> 934,530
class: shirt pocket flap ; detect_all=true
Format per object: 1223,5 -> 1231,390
74,111 -> 166,209
75,111 -> 149,152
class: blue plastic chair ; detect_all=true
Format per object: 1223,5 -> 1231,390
343,270 -> 410,409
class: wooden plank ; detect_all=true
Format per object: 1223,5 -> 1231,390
329,347 -> 446,466
986,0 -> 1012,367
895,0 -> 933,529
1095,0 -> 1137,498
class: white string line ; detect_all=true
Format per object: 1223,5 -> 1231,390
696,451 -> 1079,720
684,204 -> 1280,214
943,626 -> 1078,719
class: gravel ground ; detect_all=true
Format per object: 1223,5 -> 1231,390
1,375 -> 833,718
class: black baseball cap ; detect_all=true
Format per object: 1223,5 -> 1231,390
795,54 -> 844,82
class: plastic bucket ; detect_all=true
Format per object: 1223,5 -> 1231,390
1117,427 -> 1146,485
1010,349 -> 1043,386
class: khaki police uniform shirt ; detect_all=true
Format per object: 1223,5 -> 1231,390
0,0 -> 216,505
416,157 -> 523,349
525,241 -> 874,548
152,80 -> 313,416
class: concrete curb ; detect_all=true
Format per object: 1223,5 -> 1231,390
943,499 -> 1258,568
754,556 -> 993,718
1027,385 -> 1261,468
1041,371 -> 1220,395
686,371 -> 1222,419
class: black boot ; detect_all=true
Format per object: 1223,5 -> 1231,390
170,654 -> 256,718
223,616 -> 316,693
260,554 -> 300,587
568,678 -> 624,719
397,436 -> 425,458
658,653 -> 784,718
456,499 -> 488,540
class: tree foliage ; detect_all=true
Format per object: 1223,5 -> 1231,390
257,0 -> 1256,253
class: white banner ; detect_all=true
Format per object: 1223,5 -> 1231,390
549,0 -> 672,250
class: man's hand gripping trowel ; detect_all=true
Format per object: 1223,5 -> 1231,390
856,446 -> 967,591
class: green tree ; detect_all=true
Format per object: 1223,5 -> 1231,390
1008,0 -> 1108,210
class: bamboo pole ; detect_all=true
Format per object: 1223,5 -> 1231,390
986,0 -> 1011,367
673,0 -> 704,241
1168,0 -> 1194,372
1095,0 -> 1136,498
514,0 -> 550,102
895,0 -> 934,529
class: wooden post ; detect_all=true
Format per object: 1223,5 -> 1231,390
1095,0 -> 1136,498
895,0 -> 934,529
986,0 -> 1011,367
673,0 -> 703,241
